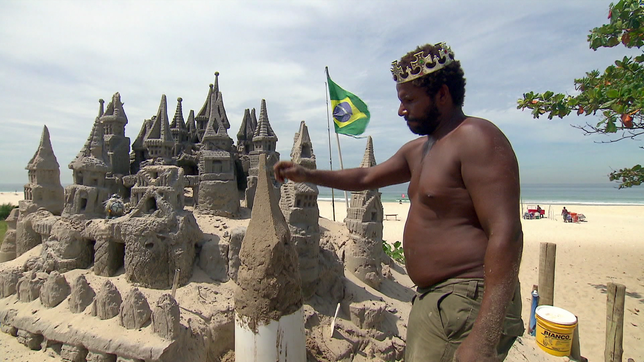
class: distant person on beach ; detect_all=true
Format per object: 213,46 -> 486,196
275,42 -> 523,361
562,207 -> 570,223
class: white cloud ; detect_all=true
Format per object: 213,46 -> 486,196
0,0 -> 640,187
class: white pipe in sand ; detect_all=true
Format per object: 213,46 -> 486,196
235,307 -> 306,362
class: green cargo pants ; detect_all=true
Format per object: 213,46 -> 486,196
405,278 -> 524,361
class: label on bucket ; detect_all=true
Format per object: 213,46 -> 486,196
535,305 -> 577,357
535,306 -> 577,325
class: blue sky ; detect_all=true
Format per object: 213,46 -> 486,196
0,0 -> 642,187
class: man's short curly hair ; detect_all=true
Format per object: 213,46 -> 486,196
396,43 -> 466,107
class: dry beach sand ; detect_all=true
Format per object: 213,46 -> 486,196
1,192 -> 643,361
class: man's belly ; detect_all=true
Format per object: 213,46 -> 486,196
402,215 -> 488,288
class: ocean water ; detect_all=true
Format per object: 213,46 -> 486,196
318,182 -> 644,206
2,182 -> 643,206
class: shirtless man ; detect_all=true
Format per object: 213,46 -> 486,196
274,42 -> 524,361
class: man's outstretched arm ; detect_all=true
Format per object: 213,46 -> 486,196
274,140 -> 416,190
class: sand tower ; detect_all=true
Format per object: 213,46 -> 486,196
23,125 -> 64,216
143,95 -> 174,163
344,136 -> 384,289
197,85 -> 239,216
235,154 -> 305,361
195,72 -> 230,142
245,99 -> 280,209
279,121 -> 320,299
170,97 -> 189,157
64,117 -> 112,217
99,93 -> 131,176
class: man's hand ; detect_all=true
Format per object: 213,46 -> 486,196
274,161 -> 308,183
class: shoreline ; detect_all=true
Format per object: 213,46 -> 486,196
1,196 -> 643,359
318,197 -> 644,207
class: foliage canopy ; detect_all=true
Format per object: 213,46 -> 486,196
517,0 -> 644,188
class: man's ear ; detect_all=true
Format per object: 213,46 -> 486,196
436,84 -> 451,105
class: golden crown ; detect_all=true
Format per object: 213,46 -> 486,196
391,43 -> 455,83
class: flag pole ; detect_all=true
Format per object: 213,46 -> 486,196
334,132 -> 349,210
324,67 -> 336,221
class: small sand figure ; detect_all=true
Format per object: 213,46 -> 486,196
104,194 -> 125,219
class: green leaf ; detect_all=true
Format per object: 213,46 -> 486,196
607,89 -> 620,98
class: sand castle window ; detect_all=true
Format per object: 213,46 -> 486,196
86,239 -> 96,266
80,198 -> 88,212
211,161 -> 222,173
302,146 -> 311,158
371,212 -> 377,221
145,197 -> 157,213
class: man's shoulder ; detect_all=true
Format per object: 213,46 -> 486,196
458,116 -> 503,134
451,117 -> 508,144
450,117 -> 514,159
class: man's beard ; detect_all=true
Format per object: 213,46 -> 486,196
406,103 -> 441,135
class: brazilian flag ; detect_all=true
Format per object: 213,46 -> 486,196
326,70 -> 370,136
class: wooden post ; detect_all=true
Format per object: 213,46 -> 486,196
605,282 -> 625,362
538,242 -> 556,306
570,320 -> 583,361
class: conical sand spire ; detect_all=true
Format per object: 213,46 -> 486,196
290,121 -> 316,169
171,97 -> 186,129
360,136 -> 376,168
235,154 -> 302,330
70,117 -> 110,171
27,125 -> 60,171
253,99 -> 277,140
145,95 -> 173,143
237,108 -> 253,140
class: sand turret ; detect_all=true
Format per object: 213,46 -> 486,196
279,121 -> 320,299
196,72 -> 230,142
143,95 -> 174,161
344,136 -> 384,289
100,93 -> 131,175
23,125 -> 64,215
245,99 -> 280,209
235,154 -> 305,361
170,97 -> 188,156
197,87 -> 239,216
236,108 -> 256,155
64,117 -> 112,216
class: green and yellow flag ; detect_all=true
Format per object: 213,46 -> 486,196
326,69 -> 370,136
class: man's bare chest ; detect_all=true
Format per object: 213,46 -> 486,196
407,142 -> 469,205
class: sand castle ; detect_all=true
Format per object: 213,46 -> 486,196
0,73 -> 410,361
